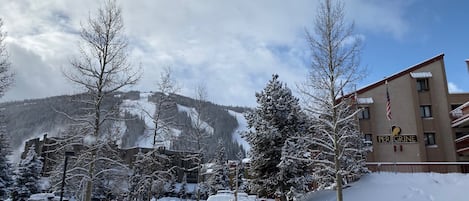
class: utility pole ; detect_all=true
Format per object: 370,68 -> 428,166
60,151 -> 75,201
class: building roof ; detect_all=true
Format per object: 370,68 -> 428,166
354,54 -> 444,95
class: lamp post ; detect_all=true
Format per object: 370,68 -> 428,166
60,151 -> 75,201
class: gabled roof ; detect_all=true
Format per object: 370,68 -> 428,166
355,54 -> 444,95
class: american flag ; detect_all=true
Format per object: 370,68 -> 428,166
386,81 -> 392,120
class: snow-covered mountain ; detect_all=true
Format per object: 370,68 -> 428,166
1,91 -> 251,161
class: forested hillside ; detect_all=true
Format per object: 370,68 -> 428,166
1,91 -> 250,160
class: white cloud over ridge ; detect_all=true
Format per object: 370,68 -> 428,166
0,0 -> 414,106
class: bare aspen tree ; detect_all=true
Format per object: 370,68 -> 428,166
0,18 -> 13,200
146,66 -> 180,147
186,84 -> 212,201
0,19 -> 13,96
64,0 -> 140,200
300,0 -> 367,201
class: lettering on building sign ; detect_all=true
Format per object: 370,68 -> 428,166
376,135 -> 418,143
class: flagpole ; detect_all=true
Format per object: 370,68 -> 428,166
385,80 -> 397,173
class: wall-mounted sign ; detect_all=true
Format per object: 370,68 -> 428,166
376,135 -> 418,143
391,126 -> 401,136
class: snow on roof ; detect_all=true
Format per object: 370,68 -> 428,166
410,72 -> 432,78
357,97 -> 374,104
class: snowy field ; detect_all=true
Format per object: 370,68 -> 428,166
302,172 -> 469,201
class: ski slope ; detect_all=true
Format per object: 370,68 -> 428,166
177,104 -> 214,135
227,110 -> 250,152
120,92 -> 180,148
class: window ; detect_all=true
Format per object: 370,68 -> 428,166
416,78 -> 429,91
364,134 -> 373,146
358,107 -> 370,119
424,133 -> 436,146
420,105 -> 432,118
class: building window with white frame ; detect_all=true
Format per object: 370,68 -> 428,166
358,107 -> 370,120
424,133 -> 436,146
420,105 -> 432,118
416,78 -> 429,92
364,134 -> 372,146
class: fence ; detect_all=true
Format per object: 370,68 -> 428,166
366,162 -> 469,173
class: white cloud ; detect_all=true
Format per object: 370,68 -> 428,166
346,0 -> 412,39
448,82 -> 463,93
0,0 -> 415,106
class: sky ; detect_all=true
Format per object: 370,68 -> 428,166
0,0 -> 468,107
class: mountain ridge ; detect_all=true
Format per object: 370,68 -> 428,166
1,91 -> 251,161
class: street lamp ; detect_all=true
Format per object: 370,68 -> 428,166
60,151 -> 75,201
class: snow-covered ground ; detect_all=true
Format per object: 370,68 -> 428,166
302,172 -> 469,201
177,104 -> 214,134
120,92 -> 180,148
227,110 -> 250,152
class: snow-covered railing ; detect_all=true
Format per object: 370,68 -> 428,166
367,162 -> 469,165
366,162 -> 469,173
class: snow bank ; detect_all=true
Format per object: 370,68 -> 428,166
302,172 -> 469,201
177,104 -> 214,134
27,193 -> 59,201
227,110 -> 250,152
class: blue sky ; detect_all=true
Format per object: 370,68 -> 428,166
0,0 -> 467,107
357,0 -> 469,93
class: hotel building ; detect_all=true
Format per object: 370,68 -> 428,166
354,54 -> 469,172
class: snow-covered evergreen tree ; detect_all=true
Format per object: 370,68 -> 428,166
207,139 -> 229,195
14,145 -> 43,200
278,137 -> 314,195
234,151 -> 246,193
0,127 -> 13,199
243,74 -> 308,200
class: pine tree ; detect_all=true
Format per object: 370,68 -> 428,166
207,139 -> 229,195
234,151 -> 246,193
243,74 -> 308,200
278,137 -> 314,195
14,145 -> 43,200
0,129 -> 13,199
